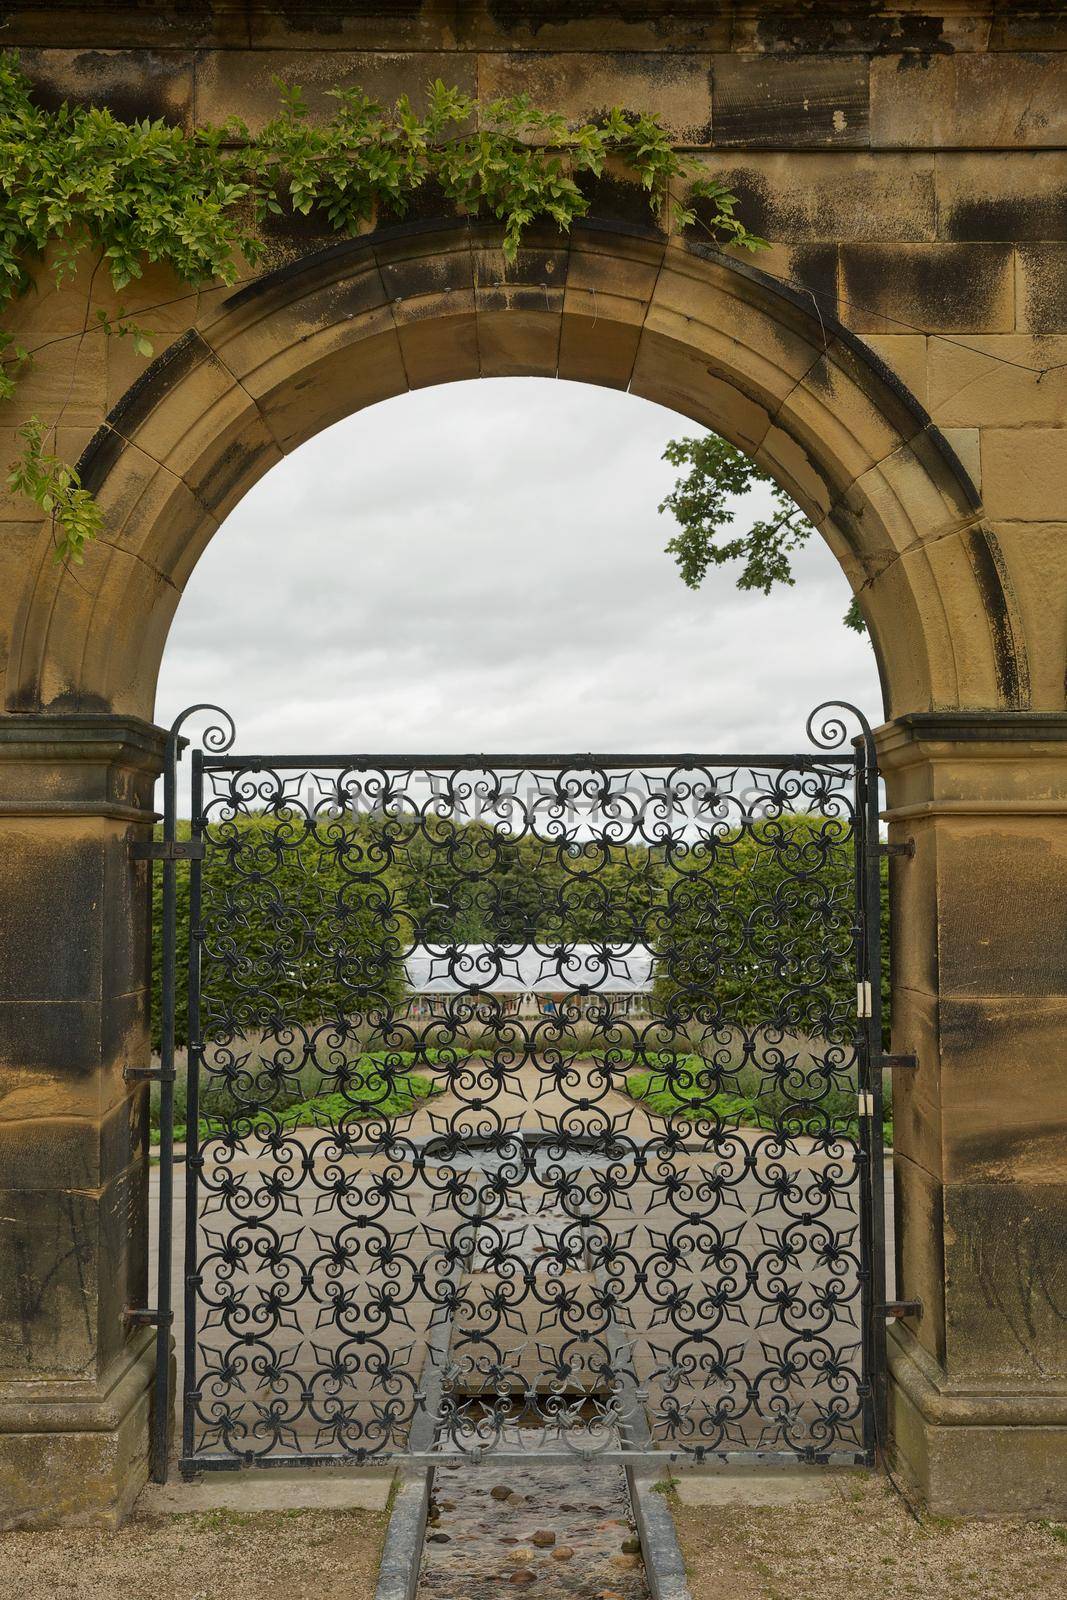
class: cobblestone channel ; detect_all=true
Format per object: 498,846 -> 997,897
418,1457 -> 652,1600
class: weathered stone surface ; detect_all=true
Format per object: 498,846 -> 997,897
935,821 -> 1067,998
939,426 -> 981,489
871,52 -> 1067,150
706,152 -> 937,243
0,720 -> 162,1528
980,427 -> 1067,521
889,1326 -> 1067,1518
928,335 -> 1067,427
20,47 -> 194,127
1015,244 -> 1067,333
731,6 -> 987,56
195,49 -> 477,132
839,243 -> 1015,333
0,329 -> 106,433
481,52 -> 714,146
990,520 -> 1067,710
861,334 -> 930,408
711,54 -> 869,148
1,221 -> 1013,734
877,717 -> 1067,1471
0,1338 -> 154,1530
936,153 -> 1067,243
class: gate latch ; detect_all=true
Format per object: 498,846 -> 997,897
879,839 -> 915,859
124,1064 -> 175,1084
129,838 -> 204,861
124,1307 -> 174,1330
876,1053 -> 919,1072
879,1299 -> 923,1321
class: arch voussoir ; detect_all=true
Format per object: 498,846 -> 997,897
1,219 -> 1017,722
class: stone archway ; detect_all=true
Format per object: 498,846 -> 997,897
0,219 -> 1064,1529
4,220 -> 1025,721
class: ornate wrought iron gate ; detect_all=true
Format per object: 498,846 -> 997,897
149,702 -> 888,1479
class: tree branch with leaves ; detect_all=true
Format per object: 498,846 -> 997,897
658,434 -> 866,632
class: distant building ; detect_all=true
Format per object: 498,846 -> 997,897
401,942 -> 654,1019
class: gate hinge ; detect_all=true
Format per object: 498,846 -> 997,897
879,1299 -> 923,1322
124,1064 -> 175,1084
129,838 -> 205,861
875,1053 -> 918,1072
124,1307 -> 174,1330
879,839 -> 915,859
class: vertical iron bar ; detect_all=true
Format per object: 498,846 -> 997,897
851,744 -> 874,1462
859,733 -> 889,1459
150,727 -> 179,1482
181,746 -> 205,1474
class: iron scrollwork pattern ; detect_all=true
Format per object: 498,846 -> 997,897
175,718 -> 881,1472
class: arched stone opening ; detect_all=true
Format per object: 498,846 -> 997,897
2,219 -> 1026,723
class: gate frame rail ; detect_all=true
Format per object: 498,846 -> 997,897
142,700 -> 896,1483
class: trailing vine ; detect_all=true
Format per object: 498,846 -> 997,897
0,53 -> 764,563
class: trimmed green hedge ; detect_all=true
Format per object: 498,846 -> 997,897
152,810 -> 888,1047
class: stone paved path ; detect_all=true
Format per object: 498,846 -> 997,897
418,1455 -> 650,1600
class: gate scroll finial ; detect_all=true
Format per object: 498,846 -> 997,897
166,702 -> 237,772
806,700 -> 877,772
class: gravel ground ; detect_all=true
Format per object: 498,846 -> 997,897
672,1475 -> 1067,1600
3,1507 -> 388,1600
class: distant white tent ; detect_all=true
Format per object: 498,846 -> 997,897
402,942 -> 655,996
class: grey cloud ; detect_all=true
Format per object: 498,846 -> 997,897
157,377 -> 881,761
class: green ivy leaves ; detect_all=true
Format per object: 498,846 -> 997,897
7,416 -> 103,560
0,53 -> 764,564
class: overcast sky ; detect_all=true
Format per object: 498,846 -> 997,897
155,378 -> 881,760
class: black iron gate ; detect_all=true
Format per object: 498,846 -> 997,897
149,702 -> 888,1479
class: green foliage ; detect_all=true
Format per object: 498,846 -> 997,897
6,415 -> 103,561
154,812 -> 661,1049
153,816 -> 407,1049
625,1063 -> 893,1144
155,807 -> 888,1048
0,51 -> 764,559
659,433 -> 866,634
174,1070 -> 441,1145
152,1051 -> 442,1144
388,813 -> 661,947
651,814 -> 872,1030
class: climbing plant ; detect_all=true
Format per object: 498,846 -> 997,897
0,53 -> 764,563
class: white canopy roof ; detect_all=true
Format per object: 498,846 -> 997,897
403,943 -> 655,995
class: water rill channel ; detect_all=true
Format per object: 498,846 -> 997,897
418,1453 -> 651,1600
412,1135 -> 654,1599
